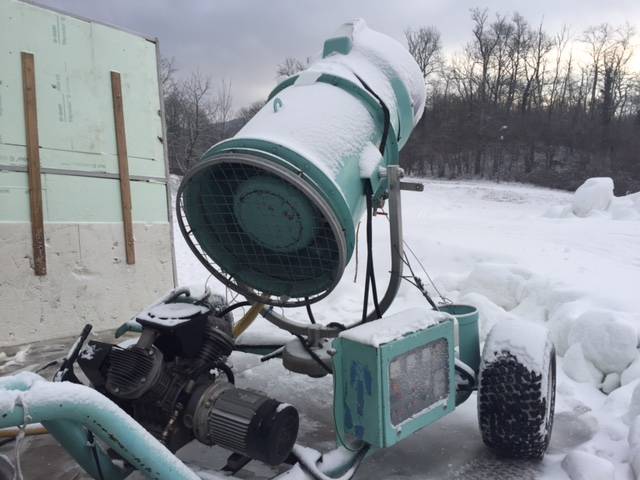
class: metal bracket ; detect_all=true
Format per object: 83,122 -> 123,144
400,181 -> 424,192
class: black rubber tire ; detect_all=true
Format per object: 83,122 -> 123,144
477,321 -> 556,460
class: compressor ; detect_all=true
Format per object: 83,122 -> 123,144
76,289 -> 299,465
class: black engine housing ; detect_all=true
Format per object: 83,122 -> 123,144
77,291 -> 298,465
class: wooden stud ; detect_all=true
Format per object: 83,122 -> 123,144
21,52 -> 46,276
110,71 -> 135,264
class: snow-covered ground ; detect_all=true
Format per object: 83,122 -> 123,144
174,176 -> 640,479
2,177 -> 639,479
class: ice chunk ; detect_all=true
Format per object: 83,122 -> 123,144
561,451 -> 615,480
548,300 -> 590,356
600,372 -> 620,394
568,309 -> 638,374
571,177 -> 614,217
563,343 -> 603,386
622,355 -> 640,386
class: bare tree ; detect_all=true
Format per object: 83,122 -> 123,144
488,14 -> 514,106
276,57 -> 307,79
405,26 -> 443,82
211,78 -> 233,138
159,56 -> 177,93
504,13 -> 530,111
548,25 -> 571,114
582,24 -> 612,116
470,8 -> 501,104
238,101 -> 266,125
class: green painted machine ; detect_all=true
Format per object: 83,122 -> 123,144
0,19 -> 556,480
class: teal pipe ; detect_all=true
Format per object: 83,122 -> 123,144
44,419 -> 128,480
0,373 -> 199,480
438,304 -> 481,374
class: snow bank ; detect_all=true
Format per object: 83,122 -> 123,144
545,177 -> 640,220
459,263 -> 531,310
452,261 -> 640,392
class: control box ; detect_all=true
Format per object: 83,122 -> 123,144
332,308 -> 455,448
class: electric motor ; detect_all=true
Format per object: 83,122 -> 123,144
189,381 -> 299,466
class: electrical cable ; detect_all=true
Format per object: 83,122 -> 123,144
218,301 -> 251,318
305,298 -> 317,324
351,73 -> 389,325
366,192 -> 382,320
402,239 -> 449,303
212,361 -> 235,384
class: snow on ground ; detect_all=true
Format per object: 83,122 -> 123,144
173,175 -> 640,479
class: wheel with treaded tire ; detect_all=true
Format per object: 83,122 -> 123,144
477,319 -> 556,459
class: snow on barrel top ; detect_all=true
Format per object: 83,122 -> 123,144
339,308 -> 451,347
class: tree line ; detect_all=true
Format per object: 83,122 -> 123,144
403,9 -> 640,193
163,9 -> 640,193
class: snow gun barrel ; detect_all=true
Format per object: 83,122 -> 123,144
177,19 -> 425,307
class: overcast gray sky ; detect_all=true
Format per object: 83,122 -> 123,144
38,0 -> 640,112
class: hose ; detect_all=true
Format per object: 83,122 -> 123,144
292,444 -> 369,480
218,301 -> 251,318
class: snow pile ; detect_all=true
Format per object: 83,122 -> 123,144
545,177 -> 640,220
572,177 -> 614,217
450,261 -> 640,391
447,260 -> 640,478
0,346 -> 31,372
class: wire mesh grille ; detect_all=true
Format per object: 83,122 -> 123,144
177,158 -> 346,307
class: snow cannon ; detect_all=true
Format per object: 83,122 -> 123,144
0,20 -> 557,480
177,19 -> 426,307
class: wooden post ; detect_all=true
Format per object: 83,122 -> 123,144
110,71 -> 135,264
21,52 -> 46,276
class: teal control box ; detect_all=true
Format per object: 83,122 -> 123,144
332,308 -> 456,448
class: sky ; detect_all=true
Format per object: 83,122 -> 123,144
36,0 -> 640,112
